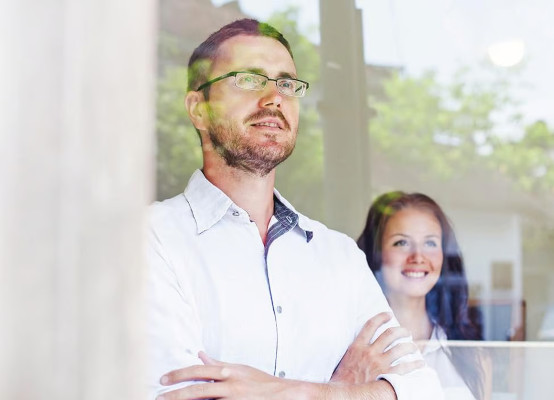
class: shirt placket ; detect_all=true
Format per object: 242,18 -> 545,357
263,201 -> 298,378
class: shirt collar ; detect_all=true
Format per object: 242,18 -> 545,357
184,169 -> 234,234
184,169 -> 315,240
273,188 -> 315,240
422,325 -> 449,355
273,195 -> 313,243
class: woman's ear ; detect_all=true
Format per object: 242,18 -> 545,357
185,91 -> 208,131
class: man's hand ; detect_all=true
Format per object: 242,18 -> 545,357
157,351 -> 309,400
331,312 -> 425,384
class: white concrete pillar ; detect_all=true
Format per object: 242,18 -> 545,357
0,1 -> 157,399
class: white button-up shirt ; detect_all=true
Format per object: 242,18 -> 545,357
147,169 -> 443,399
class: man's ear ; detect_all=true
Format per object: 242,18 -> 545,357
185,91 -> 209,131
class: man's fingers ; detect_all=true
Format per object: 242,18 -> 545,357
353,312 -> 393,345
389,359 -> 426,376
161,365 -> 231,385
198,350 -> 221,366
383,342 -> 418,364
157,381 -> 226,400
372,325 -> 412,351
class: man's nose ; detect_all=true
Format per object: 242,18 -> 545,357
258,82 -> 283,108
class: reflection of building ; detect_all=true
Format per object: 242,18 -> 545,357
159,0 -> 248,75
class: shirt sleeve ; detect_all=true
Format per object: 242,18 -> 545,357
351,245 -> 445,400
147,220 -> 203,399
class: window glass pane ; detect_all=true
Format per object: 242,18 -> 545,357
156,0 -> 554,395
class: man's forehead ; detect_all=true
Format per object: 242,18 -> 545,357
212,35 -> 296,75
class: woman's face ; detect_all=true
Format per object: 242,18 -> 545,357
380,207 -> 444,301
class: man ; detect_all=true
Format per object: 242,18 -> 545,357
148,19 -> 443,400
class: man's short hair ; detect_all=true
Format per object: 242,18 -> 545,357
187,19 -> 293,95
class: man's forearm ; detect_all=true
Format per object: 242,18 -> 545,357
158,356 -> 398,400
299,379 -> 397,400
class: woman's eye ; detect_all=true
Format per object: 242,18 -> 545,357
425,240 -> 438,247
392,239 -> 408,247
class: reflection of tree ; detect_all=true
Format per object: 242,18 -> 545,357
156,66 -> 203,200
491,120 -> 554,195
370,65 -> 553,198
370,66 -> 554,254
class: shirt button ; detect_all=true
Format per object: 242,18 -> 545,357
276,305 -> 282,314
278,371 -> 286,378
232,211 -> 239,216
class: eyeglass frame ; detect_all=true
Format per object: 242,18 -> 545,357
196,71 -> 310,98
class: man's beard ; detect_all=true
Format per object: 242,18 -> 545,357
207,109 -> 296,177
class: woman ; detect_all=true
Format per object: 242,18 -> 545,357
357,191 -> 491,400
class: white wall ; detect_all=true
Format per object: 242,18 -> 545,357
447,208 -> 523,339
448,208 -> 522,298
0,1 -> 157,399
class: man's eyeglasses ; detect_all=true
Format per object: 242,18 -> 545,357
196,71 -> 309,98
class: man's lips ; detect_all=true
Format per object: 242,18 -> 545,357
245,109 -> 290,131
250,119 -> 283,130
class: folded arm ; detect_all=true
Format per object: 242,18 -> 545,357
156,312 -> 428,400
157,351 -> 397,400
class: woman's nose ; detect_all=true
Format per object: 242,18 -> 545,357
408,247 -> 425,263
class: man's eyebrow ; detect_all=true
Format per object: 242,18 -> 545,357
277,71 -> 297,79
242,67 -> 265,75
240,68 -> 298,79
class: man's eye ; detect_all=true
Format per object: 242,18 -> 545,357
239,74 -> 261,82
280,80 -> 293,89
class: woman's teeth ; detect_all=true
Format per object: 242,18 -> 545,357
402,271 -> 427,278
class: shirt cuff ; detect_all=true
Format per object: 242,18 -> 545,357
377,366 -> 444,400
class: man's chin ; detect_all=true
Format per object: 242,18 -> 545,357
225,151 -> 292,177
